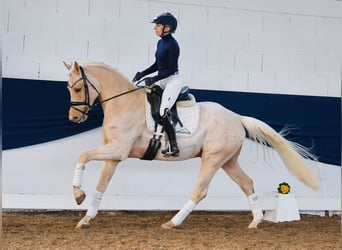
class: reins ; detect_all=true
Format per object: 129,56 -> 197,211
69,66 -> 145,114
93,80 -> 145,107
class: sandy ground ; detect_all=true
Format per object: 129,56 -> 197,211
2,211 -> 341,249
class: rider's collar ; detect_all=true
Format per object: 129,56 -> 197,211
161,33 -> 172,39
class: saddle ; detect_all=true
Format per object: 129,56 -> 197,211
147,85 -> 191,128
141,85 -> 193,160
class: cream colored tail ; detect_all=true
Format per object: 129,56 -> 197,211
240,116 -> 319,190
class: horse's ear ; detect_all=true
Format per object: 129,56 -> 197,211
72,61 -> 81,74
63,61 -> 72,70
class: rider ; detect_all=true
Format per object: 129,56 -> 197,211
132,12 -> 183,157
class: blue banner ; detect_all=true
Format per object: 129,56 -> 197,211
3,78 -> 341,165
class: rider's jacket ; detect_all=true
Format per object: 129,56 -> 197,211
141,34 -> 179,81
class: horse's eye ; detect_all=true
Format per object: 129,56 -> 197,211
74,87 -> 82,93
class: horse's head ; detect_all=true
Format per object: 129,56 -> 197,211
63,61 -> 100,123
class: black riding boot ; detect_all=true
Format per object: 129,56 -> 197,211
161,112 -> 179,156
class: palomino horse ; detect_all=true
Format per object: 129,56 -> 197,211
63,61 -> 318,229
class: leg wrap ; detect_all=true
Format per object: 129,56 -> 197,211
248,194 -> 263,221
86,191 -> 103,219
171,200 -> 196,226
72,163 -> 85,187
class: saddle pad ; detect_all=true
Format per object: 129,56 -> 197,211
145,101 -> 200,137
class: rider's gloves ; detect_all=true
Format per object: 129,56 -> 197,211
144,76 -> 158,86
132,72 -> 144,82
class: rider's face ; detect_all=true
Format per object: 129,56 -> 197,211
154,24 -> 164,36
154,24 -> 170,37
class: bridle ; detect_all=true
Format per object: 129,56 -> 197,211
68,66 -> 144,115
68,66 -> 100,115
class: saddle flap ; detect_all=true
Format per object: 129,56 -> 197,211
146,85 -> 196,129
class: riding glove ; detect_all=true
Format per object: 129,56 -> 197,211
144,76 -> 158,86
132,72 -> 144,82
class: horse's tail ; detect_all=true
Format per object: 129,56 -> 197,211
240,115 -> 319,190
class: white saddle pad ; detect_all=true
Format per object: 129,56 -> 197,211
145,101 -> 200,137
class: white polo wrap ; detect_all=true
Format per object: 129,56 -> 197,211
86,191 -> 103,218
171,200 -> 196,226
248,193 -> 263,221
72,163 -> 85,187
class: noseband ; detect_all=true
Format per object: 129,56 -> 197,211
69,66 -> 144,115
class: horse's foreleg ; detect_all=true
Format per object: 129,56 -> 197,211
221,149 -> 263,228
72,142 -> 124,205
162,161 -> 219,229
76,160 -> 118,229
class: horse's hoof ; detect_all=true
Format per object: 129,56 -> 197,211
161,221 -> 175,229
248,220 -> 261,229
75,221 -> 89,229
75,191 -> 86,205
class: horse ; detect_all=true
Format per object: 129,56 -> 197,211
63,61 -> 318,229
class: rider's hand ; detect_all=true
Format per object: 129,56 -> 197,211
144,76 -> 158,86
132,72 -> 143,82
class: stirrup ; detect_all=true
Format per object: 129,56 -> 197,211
162,144 -> 179,157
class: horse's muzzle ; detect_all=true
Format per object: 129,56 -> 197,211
69,107 -> 89,123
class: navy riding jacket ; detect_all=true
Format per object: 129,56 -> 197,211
142,34 -> 179,81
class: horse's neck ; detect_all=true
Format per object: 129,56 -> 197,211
86,66 -> 133,102
94,72 -> 132,99
93,69 -> 145,115
84,65 -> 145,130
100,83 -> 134,104
100,84 -> 146,140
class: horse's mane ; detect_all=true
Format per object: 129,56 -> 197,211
82,61 -> 132,85
82,61 -> 113,69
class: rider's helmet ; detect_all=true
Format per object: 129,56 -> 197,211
151,12 -> 177,33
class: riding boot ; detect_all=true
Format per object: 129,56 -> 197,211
161,112 -> 179,156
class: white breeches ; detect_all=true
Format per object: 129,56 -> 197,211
157,74 -> 184,117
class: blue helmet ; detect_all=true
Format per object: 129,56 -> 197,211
151,12 -> 177,33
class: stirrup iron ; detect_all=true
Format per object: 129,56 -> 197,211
162,143 -> 179,157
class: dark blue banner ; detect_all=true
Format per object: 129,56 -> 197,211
3,78 -> 103,150
2,78 -> 341,165
193,89 -> 341,166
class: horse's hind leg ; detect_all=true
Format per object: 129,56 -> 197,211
221,147 -> 263,228
162,161 -> 220,229
75,160 -> 118,229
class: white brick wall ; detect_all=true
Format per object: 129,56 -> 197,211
58,0 -> 90,17
89,0 -> 120,18
262,53 -> 290,74
1,0 -> 341,96
55,37 -> 88,59
2,33 -> 24,56
26,0 -> 58,14
24,35 -> 56,57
